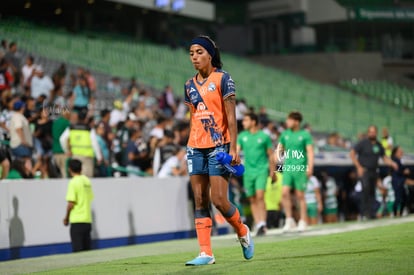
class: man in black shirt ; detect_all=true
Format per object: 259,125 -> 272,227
350,125 -> 397,219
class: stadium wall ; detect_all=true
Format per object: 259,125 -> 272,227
0,177 -> 198,261
251,52 -> 383,84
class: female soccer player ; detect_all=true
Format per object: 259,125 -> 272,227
184,35 -> 254,266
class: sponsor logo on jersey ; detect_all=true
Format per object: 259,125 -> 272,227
197,102 -> 206,111
208,82 -> 216,92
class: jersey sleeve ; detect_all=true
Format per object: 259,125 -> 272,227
66,180 -> 77,203
184,82 -> 191,105
304,131 -> 314,146
278,132 -> 286,147
353,140 -> 362,154
220,72 -> 236,99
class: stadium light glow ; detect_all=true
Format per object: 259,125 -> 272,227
155,0 -> 170,9
24,1 -> 31,9
55,7 -> 62,15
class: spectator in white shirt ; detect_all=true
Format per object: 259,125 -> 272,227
157,148 -> 187,178
21,55 -> 35,89
109,100 -> 127,128
31,66 -> 54,100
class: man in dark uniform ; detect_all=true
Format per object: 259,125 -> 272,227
350,125 -> 397,219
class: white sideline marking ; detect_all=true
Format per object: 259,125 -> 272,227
214,215 -> 414,241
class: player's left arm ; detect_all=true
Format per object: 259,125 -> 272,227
306,144 -> 314,178
305,132 -> 314,178
266,136 -> 276,181
224,95 -> 240,165
222,73 -> 239,164
267,148 -> 277,182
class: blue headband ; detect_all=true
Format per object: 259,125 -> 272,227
191,37 -> 216,58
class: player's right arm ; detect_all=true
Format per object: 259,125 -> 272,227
306,144 -> 314,178
274,142 -> 284,163
350,147 -> 364,178
184,82 -> 193,131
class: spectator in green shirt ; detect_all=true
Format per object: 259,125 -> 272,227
52,110 -> 70,177
6,158 -> 33,179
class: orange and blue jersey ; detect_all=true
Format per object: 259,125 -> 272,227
184,68 -> 235,149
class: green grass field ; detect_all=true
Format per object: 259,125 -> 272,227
2,218 -> 413,274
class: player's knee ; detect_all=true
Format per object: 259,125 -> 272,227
282,189 -> 290,199
249,196 -> 256,204
255,190 -> 265,201
194,193 -> 209,208
211,196 -> 227,213
295,191 -> 305,200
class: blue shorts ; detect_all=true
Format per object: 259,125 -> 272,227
186,144 -> 229,176
11,145 -> 32,158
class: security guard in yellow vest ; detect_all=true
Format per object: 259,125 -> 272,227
60,116 -> 102,177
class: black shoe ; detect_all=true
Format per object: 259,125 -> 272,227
256,225 -> 266,236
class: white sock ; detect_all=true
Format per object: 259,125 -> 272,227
256,221 -> 266,229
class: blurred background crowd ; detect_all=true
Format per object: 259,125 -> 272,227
0,38 -> 413,228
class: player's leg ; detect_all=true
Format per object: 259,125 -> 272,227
186,147 -> 216,266
367,173 -> 377,219
253,172 -> 268,236
248,195 -> 258,227
360,171 -> 371,219
295,190 -> 307,231
244,175 -> 259,229
295,172 -> 308,231
400,183 -> 407,216
186,174 -> 215,265
282,173 -> 293,217
281,173 -> 295,232
209,145 -> 253,260
191,175 -> 212,251
210,176 -> 245,235
210,175 -> 254,260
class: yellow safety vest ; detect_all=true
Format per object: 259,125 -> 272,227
69,125 -> 94,158
381,138 -> 391,157
265,172 -> 283,211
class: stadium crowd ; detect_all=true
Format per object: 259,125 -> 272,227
0,39 -> 413,230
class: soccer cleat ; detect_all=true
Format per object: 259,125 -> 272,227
185,252 -> 215,266
282,217 -> 297,233
239,225 -> 254,260
297,219 -> 307,232
256,225 -> 267,237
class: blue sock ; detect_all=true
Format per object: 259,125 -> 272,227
195,209 -> 211,218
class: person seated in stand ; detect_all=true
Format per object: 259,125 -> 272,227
157,147 -> 187,178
